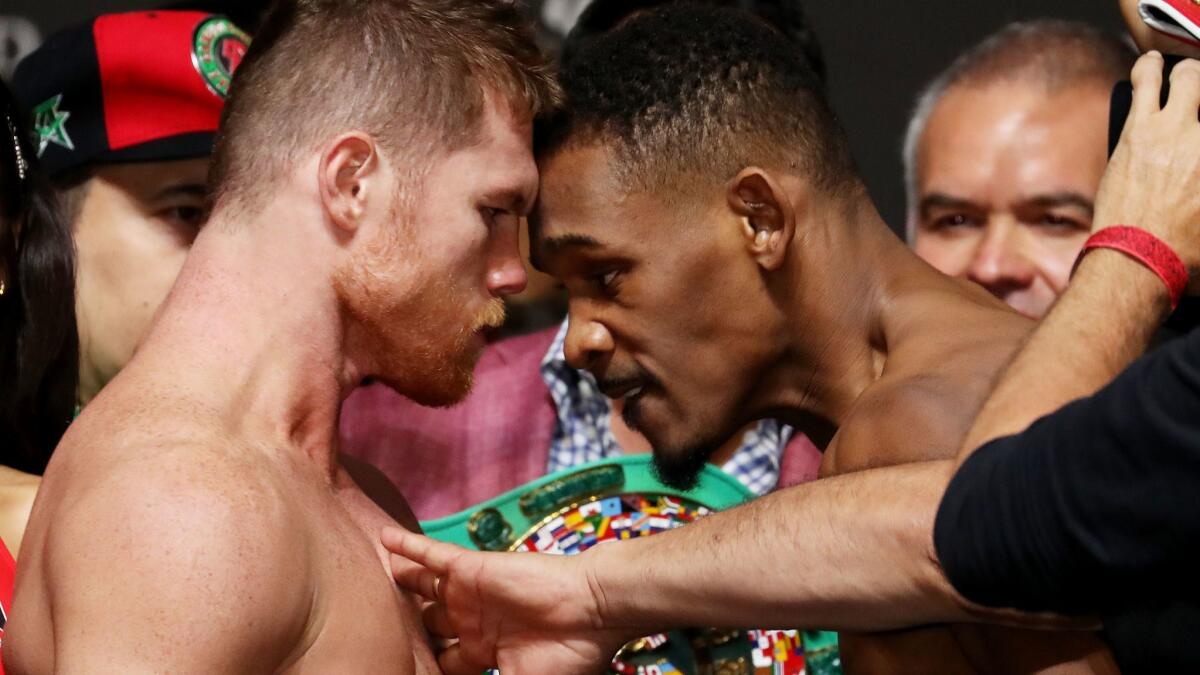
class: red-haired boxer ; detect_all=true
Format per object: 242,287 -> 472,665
4,0 -> 559,672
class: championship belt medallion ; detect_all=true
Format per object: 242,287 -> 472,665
421,455 -> 842,675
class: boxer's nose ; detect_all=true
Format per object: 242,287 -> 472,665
485,217 -> 528,297
564,313 -> 614,372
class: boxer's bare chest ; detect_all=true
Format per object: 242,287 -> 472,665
281,473 -> 439,674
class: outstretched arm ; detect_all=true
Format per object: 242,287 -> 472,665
385,459 -> 1087,675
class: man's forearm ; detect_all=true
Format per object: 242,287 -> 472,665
960,250 -> 1170,459
587,460 -> 969,632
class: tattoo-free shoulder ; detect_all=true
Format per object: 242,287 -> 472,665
28,440 -> 315,673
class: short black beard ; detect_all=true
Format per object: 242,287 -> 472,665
623,397 -> 722,492
650,442 -> 718,491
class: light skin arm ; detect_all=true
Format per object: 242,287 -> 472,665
33,462 -> 311,674
961,52 -> 1200,458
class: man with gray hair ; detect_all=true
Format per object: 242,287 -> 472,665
904,20 -> 1135,318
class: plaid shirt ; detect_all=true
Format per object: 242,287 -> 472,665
540,321 -> 790,497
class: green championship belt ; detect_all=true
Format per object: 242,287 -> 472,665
422,455 -> 842,675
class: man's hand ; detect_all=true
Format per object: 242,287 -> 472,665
1097,51 -> 1200,292
382,527 -> 636,675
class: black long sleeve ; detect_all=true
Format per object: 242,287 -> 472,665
934,328 -> 1200,671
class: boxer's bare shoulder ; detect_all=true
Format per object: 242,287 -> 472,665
819,286 -> 1116,674
824,290 -> 1028,476
7,400 -> 437,675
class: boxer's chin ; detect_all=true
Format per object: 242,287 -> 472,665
622,396 -> 721,492
650,444 -> 715,492
403,368 -> 473,407
385,337 -> 479,408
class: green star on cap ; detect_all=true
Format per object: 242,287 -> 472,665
33,94 -> 74,157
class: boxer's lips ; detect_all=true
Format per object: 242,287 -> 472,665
598,378 -> 646,401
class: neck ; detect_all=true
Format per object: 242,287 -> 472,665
752,189 -> 934,433
126,205 -> 357,480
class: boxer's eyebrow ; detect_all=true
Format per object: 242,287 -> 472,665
529,233 -> 603,272
151,183 -> 208,201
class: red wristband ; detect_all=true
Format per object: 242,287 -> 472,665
1076,226 -> 1188,311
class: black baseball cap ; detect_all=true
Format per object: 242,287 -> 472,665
11,10 -> 250,177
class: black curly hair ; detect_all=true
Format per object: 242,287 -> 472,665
561,0 -> 827,86
537,3 -> 855,197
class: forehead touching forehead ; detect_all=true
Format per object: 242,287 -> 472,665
530,142 -> 610,269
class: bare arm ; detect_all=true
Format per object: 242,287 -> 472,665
28,458 -> 311,673
961,52 -> 1200,458
385,460 -> 1085,675
592,461 -> 965,631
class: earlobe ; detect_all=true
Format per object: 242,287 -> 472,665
319,133 -> 377,236
727,167 -> 796,271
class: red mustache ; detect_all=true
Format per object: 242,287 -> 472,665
471,299 -> 506,332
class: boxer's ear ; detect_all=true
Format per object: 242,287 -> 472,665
319,132 -> 377,235
727,167 -> 795,271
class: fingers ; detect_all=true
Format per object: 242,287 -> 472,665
437,642 -> 490,675
422,601 -> 456,639
380,526 -> 462,575
390,552 -> 441,600
1166,58 -> 1200,121
1130,50 -> 1165,119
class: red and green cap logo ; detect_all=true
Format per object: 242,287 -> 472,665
192,16 -> 250,99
